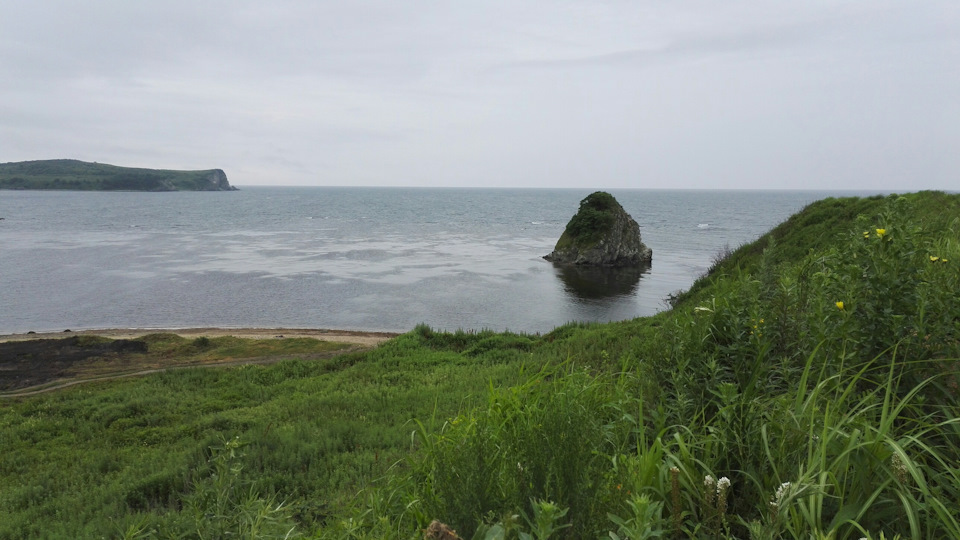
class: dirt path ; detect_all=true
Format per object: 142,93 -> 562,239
1,346 -> 369,398
0,327 -> 400,347
0,327 -> 401,399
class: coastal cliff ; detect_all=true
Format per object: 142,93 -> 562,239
544,191 -> 652,266
0,159 -> 238,191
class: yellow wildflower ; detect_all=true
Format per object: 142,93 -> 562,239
875,228 -> 887,238
836,301 -> 845,311
930,256 -> 940,262
862,231 -> 870,238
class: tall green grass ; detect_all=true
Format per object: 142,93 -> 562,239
327,351 -> 958,539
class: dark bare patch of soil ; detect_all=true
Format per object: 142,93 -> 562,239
0,337 -> 146,391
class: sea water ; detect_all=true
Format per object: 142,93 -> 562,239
0,187 -> 874,334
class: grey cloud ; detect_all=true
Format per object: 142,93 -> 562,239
0,1 -> 957,189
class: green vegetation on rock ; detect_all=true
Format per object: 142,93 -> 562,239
1,192 -> 959,539
0,159 -> 236,191
555,191 -> 619,249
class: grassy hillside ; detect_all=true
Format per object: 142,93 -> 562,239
1,192 -> 957,539
0,159 -> 236,191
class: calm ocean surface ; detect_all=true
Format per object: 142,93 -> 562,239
0,188 -> 874,334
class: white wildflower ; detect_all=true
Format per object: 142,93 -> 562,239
774,482 -> 791,503
703,474 -> 717,509
716,476 -> 731,517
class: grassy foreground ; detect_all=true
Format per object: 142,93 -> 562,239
1,192 -> 958,539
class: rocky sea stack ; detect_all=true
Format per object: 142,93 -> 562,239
544,191 -> 652,267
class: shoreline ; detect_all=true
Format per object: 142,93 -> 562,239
0,327 -> 401,347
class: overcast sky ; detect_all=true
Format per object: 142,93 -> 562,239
1,1 -> 957,189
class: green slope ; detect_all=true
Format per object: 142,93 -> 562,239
0,159 -> 236,191
673,190 -> 960,305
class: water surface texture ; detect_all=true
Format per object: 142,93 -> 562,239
0,188 -> 867,334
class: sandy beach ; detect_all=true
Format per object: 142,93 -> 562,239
0,327 -> 400,347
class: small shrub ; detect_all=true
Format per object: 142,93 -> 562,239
406,367 -> 627,537
181,436 -> 301,539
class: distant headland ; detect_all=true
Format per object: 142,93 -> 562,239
0,159 -> 237,191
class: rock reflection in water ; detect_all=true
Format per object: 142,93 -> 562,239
553,263 -> 650,300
